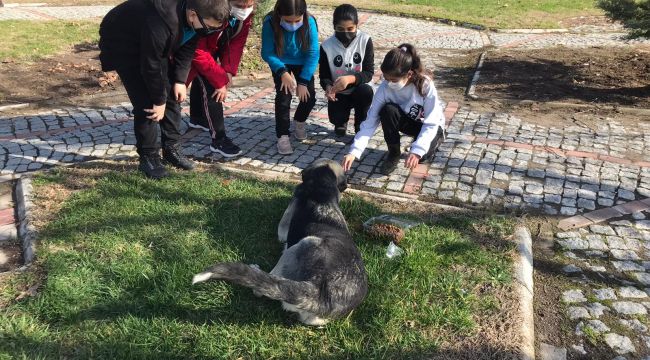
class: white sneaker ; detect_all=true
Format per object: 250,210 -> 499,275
277,135 -> 293,154
294,121 -> 307,140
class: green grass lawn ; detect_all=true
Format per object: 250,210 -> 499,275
0,20 -> 99,61
311,0 -> 602,29
0,166 -> 515,359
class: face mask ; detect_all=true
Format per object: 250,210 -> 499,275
231,6 -> 253,21
335,31 -> 357,46
280,19 -> 303,32
192,12 -> 224,37
387,79 -> 408,91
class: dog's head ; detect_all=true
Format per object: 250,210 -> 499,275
301,158 -> 348,193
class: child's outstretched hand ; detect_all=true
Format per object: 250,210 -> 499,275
342,154 -> 356,172
297,84 -> 310,102
144,103 -> 166,122
405,153 -> 421,169
173,83 -> 187,103
280,72 -> 296,95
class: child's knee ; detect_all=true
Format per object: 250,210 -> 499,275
379,103 -> 400,120
357,83 -> 374,100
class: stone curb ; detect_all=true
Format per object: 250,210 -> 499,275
494,28 -> 569,34
199,162 -> 474,213
514,225 -> 535,360
15,176 -> 36,264
0,103 -> 29,112
479,98 -> 650,117
558,198 -> 650,230
466,52 -> 486,100
310,4 -> 486,31
2,3 -> 47,7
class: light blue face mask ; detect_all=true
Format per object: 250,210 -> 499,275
280,19 -> 303,32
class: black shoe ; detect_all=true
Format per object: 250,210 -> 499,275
139,154 -> 169,180
210,137 -> 242,158
419,127 -> 446,164
380,144 -> 401,175
188,117 -> 209,132
334,126 -> 347,137
162,145 -> 195,170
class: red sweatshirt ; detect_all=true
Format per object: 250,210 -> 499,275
186,14 -> 252,89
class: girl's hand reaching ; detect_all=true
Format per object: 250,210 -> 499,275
405,153 -> 421,169
342,154 -> 356,172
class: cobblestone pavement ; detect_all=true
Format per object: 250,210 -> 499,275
557,215 -> 650,359
1,5 -> 649,49
2,80 -> 648,217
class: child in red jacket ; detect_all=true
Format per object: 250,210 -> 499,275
186,0 -> 254,157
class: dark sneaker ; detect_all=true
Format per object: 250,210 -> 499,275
139,154 -> 169,180
188,117 -> 209,132
334,126 -> 346,137
210,137 -> 242,158
380,144 -> 401,175
162,145 -> 195,170
419,127 -> 446,164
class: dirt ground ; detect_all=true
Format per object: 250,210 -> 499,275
477,47 -> 650,108
0,43 -> 123,107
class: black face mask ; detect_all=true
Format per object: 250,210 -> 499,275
193,12 -> 224,37
335,31 -> 357,47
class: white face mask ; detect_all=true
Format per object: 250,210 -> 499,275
387,79 -> 407,91
230,5 -> 253,21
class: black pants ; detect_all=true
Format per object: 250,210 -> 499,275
272,64 -> 316,138
379,103 -> 422,145
116,65 -> 181,156
328,83 -> 373,131
189,74 -> 226,140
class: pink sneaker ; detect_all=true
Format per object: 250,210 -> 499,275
277,135 -> 293,155
294,121 -> 307,140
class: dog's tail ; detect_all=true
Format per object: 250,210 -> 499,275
192,262 -> 324,314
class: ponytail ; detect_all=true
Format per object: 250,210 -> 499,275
380,43 -> 432,97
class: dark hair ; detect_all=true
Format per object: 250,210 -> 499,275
188,0 -> 231,22
268,0 -> 312,56
380,43 -> 431,96
332,4 -> 358,27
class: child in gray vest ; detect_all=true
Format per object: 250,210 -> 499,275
319,4 -> 374,137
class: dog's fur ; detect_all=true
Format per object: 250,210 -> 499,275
192,159 -> 368,325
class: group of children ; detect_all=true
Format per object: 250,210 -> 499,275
99,0 -> 446,179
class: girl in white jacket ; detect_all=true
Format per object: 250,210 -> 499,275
342,43 -> 446,174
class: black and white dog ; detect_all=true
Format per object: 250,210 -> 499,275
192,159 -> 368,325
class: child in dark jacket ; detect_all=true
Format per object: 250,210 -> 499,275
186,0 -> 254,158
99,0 -> 230,179
319,4 -> 374,137
261,0 -> 319,155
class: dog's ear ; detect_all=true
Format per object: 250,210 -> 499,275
301,166 -> 314,183
337,173 -> 348,193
